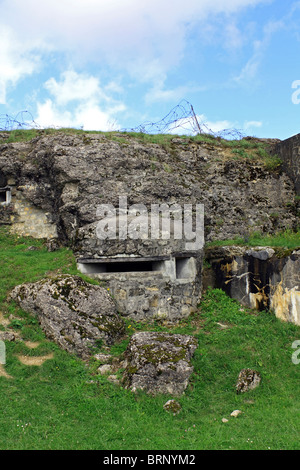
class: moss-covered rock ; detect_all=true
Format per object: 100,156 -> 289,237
123,331 -> 198,396
9,274 -> 126,359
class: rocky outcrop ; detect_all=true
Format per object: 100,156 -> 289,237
9,274 -> 126,359
0,132 -> 298,250
122,331 -> 198,396
204,246 -> 300,325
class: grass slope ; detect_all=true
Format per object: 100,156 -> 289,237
0,227 -> 299,450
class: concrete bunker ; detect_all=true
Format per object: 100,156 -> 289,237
77,252 -> 202,322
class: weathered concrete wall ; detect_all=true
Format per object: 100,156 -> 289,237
204,246 -> 300,325
0,178 -> 57,238
78,254 -> 203,322
10,187 -> 58,239
275,134 -> 300,195
267,253 -> 300,325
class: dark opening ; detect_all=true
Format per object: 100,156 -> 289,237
0,191 -> 6,203
247,256 -> 270,311
106,261 -> 153,272
0,173 -> 7,188
77,255 -> 170,275
78,259 -> 157,274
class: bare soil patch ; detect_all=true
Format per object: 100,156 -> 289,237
17,353 -> 54,366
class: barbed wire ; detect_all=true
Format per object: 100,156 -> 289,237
122,100 -> 245,140
0,110 -> 40,131
0,102 -> 245,140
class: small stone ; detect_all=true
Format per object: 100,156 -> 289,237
217,322 -> 229,329
0,331 -> 16,342
236,368 -> 261,394
94,353 -> 112,363
163,399 -> 182,415
119,359 -> 128,369
231,410 -> 242,418
97,364 -> 114,375
107,375 -> 120,385
46,238 -> 60,252
246,248 -> 275,260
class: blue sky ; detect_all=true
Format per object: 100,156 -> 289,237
1,0 -> 300,140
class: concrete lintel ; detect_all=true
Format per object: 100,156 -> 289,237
77,255 -> 171,263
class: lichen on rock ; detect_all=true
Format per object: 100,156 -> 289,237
9,274 -> 126,359
123,331 -> 198,396
236,368 -> 261,394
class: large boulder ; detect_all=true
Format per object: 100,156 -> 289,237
123,331 -> 198,396
9,275 -> 126,359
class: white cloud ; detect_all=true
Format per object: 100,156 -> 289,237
36,99 -> 72,129
195,115 -> 234,133
44,71 -> 107,106
234,39 -> 264,84
36,70 -> 126,130
224,21 -> 245,50
163,111 -> 262,136
202,117 -> 263,136
0,25 -> 41,104
144,80 -> 205,105
36,98 -> 124,131
0,0 -> 274,126
0,0 -> 270,83
244,120 -> 262,130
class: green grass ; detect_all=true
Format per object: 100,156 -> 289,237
0,229 -> 77,305
206,229 -> 300,251
0,227 -> 300,450
0,128 -> 271,150
0,128 -> 257,146
0,128 -> 197,148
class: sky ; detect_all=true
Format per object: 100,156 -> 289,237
1,0 -> 300,140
